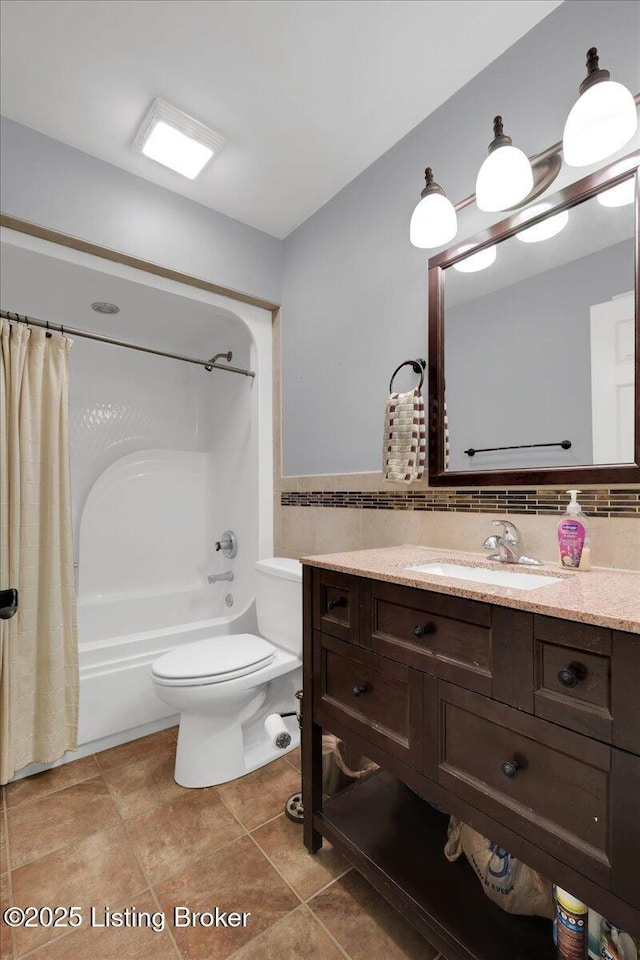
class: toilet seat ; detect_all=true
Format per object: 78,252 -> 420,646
152,633 -> 275,687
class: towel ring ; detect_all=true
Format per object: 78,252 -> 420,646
389,358 -> 426,394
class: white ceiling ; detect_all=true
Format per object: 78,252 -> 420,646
0,0 -> 561,238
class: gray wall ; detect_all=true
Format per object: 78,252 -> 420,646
281,0 -> 640,476
0,117 -> 282,305
446,239 -> 635,472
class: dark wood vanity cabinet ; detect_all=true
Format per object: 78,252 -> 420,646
302,565 -> 640,960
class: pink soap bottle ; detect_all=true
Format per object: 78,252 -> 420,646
557,490 -> 591,571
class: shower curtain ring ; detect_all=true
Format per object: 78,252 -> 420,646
45,320 -> 52,338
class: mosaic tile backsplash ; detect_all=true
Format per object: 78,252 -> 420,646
281,488 -> 640,518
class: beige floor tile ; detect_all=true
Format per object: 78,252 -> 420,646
26,891 -> 177,960
4,756 -> 100,810
216,757 -> 300,831
10,824 -> 146,956
285,746 -> 301,771
95,730 -> 176,773
309,871 -> 438,960
1,871 -> 13,960
102,744 -> 186,820
252,814 -> 349,900
229,905 -> 344,960
0,826 -> 7,875
126,787 -> 244,884
154,834 -> 299,960
7,777 -> 120,869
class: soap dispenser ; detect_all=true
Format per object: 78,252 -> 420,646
557,490 -> 591,570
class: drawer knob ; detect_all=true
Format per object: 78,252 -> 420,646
352,685 -> 366,697
558,666 -> 580,688
327,597 -> 347,612
413,622 -> 435,638
501,759 -> 521,779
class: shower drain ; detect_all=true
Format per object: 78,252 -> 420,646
224,594 -> 234,607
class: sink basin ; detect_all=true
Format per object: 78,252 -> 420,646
406,562 -> 562,591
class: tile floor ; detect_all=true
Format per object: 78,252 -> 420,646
0,729 -> 442,960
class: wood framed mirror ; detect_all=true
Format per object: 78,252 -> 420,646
428,151 -> 640,486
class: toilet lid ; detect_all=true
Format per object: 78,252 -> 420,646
152,633 -> 274,682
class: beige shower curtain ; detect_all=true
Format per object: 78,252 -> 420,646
0,320 -> 79,783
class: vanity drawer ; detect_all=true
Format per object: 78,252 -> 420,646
533,615 -> 612,743
433,681 -> 613,888
313,570 -> 360,644
313,632 -> 422,767
365,579 -> 493,694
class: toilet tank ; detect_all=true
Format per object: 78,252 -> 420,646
254,558 -> 302,655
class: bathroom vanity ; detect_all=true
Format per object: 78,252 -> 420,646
301,546 -> 640,960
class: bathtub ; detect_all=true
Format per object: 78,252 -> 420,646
78,588 -> 257,746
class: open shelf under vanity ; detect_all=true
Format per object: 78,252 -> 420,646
315,770 -> 554,960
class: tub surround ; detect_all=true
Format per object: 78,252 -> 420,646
300,545 -> 640,634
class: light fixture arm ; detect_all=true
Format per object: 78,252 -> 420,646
453,89 -> 640,213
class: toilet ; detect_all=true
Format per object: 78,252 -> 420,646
151,557 -> 302,788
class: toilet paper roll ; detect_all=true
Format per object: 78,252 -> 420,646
265,713 -> 292,750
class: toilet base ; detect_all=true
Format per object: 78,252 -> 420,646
174,712 -> 300,787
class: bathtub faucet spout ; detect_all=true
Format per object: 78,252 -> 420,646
208,571 -> 234,584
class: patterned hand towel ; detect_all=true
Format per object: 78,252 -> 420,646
383,387 -> 426,483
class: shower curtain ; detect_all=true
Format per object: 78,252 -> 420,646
0,320 -> 79,783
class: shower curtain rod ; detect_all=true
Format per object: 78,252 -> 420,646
1,310 -> 256,378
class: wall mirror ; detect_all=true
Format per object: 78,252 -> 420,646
428,152 -> 639,486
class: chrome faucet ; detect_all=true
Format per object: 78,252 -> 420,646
482,520 -> 543,566
208,571 -> 234,583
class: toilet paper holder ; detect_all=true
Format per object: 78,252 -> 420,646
265,690 -> 303,752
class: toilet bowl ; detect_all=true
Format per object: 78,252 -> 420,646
151,558 -> 302,787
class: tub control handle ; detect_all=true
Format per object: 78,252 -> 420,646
215,530 -> 238,558
327,597 -> 347,611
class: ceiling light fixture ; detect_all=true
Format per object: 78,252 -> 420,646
409,167 -> 458,249
596,178 -> 636,208
452,244 -> 497,273
515,203 -> 569,243
563,48 -> 638,168
133,98 -> 225,179
475,116 -> 534,213
91,301 -> 120,314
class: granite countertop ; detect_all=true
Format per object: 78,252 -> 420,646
300,545 -> 640,634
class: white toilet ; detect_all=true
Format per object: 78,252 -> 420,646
151,558 -> 302,788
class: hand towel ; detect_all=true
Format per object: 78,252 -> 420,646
383,387 -> 426,483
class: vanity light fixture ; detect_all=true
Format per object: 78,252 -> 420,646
409,167 -> 458,248
452,244 -> 496,273
515,203 -> 569,243
133,98 -> 225,179
475,116 -> 533,212
597,178 -> 636,207
563,48 -> 638,167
